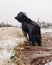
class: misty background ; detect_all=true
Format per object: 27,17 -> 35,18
0,0 -> 52,26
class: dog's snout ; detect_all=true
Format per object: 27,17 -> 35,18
15,17 -> 17,19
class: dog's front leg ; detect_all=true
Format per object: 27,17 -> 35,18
29,33 -> 35,46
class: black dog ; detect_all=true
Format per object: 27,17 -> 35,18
15,12 -> 41,46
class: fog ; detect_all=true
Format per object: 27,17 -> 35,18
0,0 -> 52,25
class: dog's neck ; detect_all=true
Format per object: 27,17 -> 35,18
22,17 -> 32,24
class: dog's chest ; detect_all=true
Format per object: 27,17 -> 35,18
22,22 -> 33,33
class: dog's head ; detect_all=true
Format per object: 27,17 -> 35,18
15,12 -> 26,23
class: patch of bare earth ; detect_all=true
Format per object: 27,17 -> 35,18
0,27 -> 52,65
15,32 -> 52,65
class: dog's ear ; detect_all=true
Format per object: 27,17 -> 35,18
24,12 -> 26,16
24,12 -> 26,15
22,12 -> 27,18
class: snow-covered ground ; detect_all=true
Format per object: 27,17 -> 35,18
0,27 -> 25,65
0,27 -> 52,65
41,28 -> 52,33
0,38 -> 17,65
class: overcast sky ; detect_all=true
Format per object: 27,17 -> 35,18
0,0 -> 52,25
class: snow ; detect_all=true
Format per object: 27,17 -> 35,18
0,38 -> 25,61
41,28 -> 52,33
0,49 -> 14,61
0,27 -> 52,65
0,39 -> 16,61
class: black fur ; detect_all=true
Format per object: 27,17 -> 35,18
15,12 -> 41,46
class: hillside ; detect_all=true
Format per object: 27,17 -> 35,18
0,27 -> 52,65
